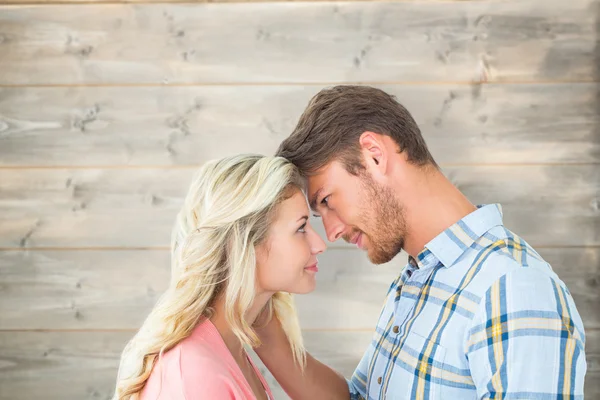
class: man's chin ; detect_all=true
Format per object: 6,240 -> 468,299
367,247 -> 402,265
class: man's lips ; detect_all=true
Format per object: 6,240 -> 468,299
349,233 -> 364,249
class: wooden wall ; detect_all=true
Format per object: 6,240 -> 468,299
0,0 -> 599,398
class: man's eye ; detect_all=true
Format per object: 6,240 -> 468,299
321,196 -> 330,206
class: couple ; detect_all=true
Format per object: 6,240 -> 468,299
113,86 -> 587,399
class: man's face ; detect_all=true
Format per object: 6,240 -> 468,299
307,160 -> 407,264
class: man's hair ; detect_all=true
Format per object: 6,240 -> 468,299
276,85 -> 438,176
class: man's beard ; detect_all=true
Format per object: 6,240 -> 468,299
356,173 -> 407,264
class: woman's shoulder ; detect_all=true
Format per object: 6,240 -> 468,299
142,346 -> 237,400
142,322 -> 240,399
177,327 -> 230,371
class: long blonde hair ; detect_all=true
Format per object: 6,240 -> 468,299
114,155 -> 307,399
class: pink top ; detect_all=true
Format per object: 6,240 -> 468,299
140,319 -> 274,400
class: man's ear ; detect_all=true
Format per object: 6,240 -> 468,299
359,131 -> 388,176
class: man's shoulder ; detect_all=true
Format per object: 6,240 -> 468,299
459,232 -> 558,299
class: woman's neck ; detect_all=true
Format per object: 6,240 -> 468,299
209,291 -> 273,358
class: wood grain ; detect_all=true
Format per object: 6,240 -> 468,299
0,249 -> 401,330
0,1 -> 598,399
1,247 -> 597,330
0,329 -> 597,400
0,165 -> 598,249
1,0 -> 410,3
0,330 -> 373,400
0,0 -> 598,85
1,83 -> 599,167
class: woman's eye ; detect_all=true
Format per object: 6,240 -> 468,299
298,223 -> 307,233
321,196 -> 330,206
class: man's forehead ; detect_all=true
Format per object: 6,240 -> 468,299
306,164 -> 333,197
306,174 -> 324,196
306,174 -> 325,210
306,162 -> 343,209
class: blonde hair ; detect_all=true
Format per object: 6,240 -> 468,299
113,155 -> 307,400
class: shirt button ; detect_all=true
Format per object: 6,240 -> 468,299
393,326 -> 399,334
377,377 -> 382,384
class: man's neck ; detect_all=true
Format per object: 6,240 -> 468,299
399,168 -> 476,258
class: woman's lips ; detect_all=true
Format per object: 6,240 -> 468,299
304,263 -> 319,273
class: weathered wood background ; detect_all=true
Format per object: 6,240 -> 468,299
0,0 -> 599,398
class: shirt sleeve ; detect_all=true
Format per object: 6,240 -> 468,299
466,266 -> 587,398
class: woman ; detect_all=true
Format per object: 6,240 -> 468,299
113,155 -> 326,399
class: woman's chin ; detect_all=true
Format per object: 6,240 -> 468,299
287,278 -> 317,295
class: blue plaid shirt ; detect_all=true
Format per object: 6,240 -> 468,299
349,204 -> 587,399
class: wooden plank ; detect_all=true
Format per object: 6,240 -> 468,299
0,0 -> 404,3
1,83 -> 599,167
0,248 -> 598,331
0,0 -> 415,3
0,0 -> 597,85
0,165 -> 598,248
0,249 -> 401,330
0,0 -> 346,2
0,331 -> 125,400
0,250 -> 173,330
0,330 -> 373,400
0,329 -> 598,400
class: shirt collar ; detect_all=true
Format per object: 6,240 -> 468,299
413,204 -> 504,269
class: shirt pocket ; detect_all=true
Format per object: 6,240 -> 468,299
389,331 -> 447,400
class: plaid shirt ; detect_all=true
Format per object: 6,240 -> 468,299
348,204 -> 587,399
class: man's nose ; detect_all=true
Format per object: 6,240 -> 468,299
323,213 -> 345,242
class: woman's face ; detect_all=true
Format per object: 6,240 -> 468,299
255,190 -> 327,295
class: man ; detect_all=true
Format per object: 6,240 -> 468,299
255,85 -> 586,399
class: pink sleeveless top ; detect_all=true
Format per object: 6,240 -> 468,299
140,319 -> 274,400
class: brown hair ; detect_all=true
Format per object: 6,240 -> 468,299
276,85 -> 438,176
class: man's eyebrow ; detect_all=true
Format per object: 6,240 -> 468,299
309,188 -> 323,211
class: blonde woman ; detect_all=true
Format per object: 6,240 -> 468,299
113,155 -> 326,400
